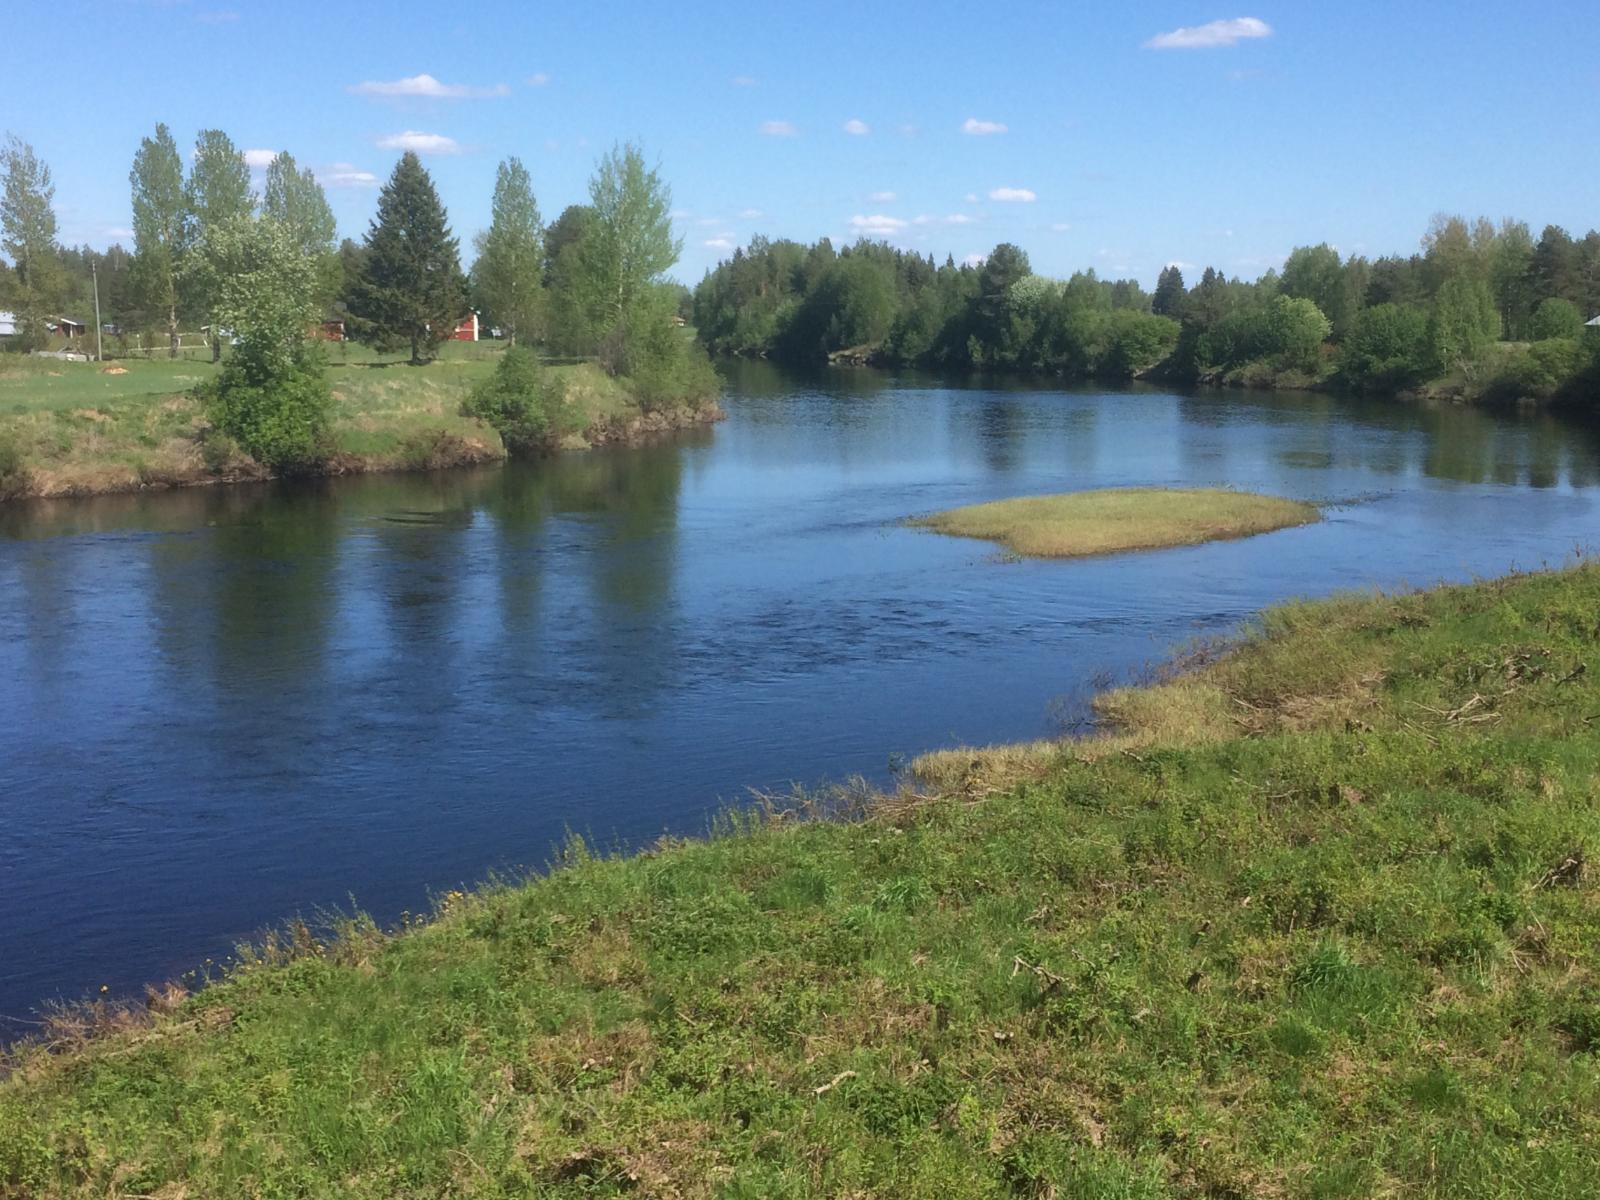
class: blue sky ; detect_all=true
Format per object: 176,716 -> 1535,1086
4,1 -> 1596,286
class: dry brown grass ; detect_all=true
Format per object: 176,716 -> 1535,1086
913,487 -> 1319,559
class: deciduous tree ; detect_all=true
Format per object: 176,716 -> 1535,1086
186,129 -> 255,360
0,134 -> 64,350
472,157 -> 543,345
130,124 -> 187,357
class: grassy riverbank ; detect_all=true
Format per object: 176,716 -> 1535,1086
5,562 -> 1599,1196
915,487 -> 1320,559
0,345 -> 720,500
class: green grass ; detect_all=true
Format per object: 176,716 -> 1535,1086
5,562 -> 1600,1197
0,344 -> 705,498
913,487 -> 1320,559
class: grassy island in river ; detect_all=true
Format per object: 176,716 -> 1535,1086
5,562 -> 1600,1197
914,487 -> 1320,559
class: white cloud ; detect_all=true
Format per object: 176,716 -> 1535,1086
843,118 -> 870,136
319,162 -> 380,188
704,237 -> 737,251
759,120 -> 798,137
988,187 -> 1036,202
738,208 -> 763,219
1165,260 -> 1197,271
962,253 -> 987,267
964,193 -> 980,204
696,217 -> 724,227
242,148 -> 278,168
106,226 -> 135,239
350,73 -> 509,99
849,213 -> 908,235
670,208 -> 692,220
731,75 -> 757,87
914,213 -> 975,226
962,117 -> 1007,136
1144,17 -> 1271,50
526,72 -> 550,87
1050,222 -> 1072,232
376,130 -> 461,155
867,190 -> 897,202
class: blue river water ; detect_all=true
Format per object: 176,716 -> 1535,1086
3,362 -> 1598,1024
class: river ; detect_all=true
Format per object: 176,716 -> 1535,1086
3,362 -> 1598,1024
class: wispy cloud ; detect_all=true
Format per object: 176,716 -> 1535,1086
705,236 -> 737,250
376,130 -> 462,155
913,213 -> 976,226
759,120 -> 798,137
843,118 -> 870,136
989,187 -> 1036,202
526,72 -> 550,87
849,213 -> 908,235
962,253 -> 987,267
867,190 -> 897,202
738,208 -> 763,219
196,10 -> 239,23
319,163 -> 381,188
350,73 -> 510,99
105,226 -> 136,239
242,148 -> 278,168
1145,17 -> 1271,50
962,117 -> 1007,136
731,75 -> 757,87
1050,222 -> 1072,232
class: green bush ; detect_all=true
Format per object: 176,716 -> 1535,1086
617,288 -> 722,412
1338,303 -> 1433,394
460,345 -> 562,454
1528,297 -> 1584,342
1482,338 -> 1586,404
1199,295 -> 1330,374
199,345 -> 332,471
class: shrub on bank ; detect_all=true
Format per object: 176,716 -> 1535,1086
0,434 -> 28,499
198,346 -> 332,471
461,345 -> 565,454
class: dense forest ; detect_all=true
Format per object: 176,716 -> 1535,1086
692,217 -> 1600,406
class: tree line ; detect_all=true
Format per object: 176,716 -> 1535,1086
0,129 -> 714,466
692,215 -> 1600,407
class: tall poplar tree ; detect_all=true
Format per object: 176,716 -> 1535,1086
0,134 -> 64,350
130,123 -> 187,356
186,129 -> 255,360
345,151 -> 465,364
262,151 -> 340,309
575,143 -> 679,335
471,156 -> 543,345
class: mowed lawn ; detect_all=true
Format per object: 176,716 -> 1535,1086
3,563 -> 1598,1197
914,487 -> 1321,559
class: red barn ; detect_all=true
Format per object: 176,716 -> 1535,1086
448,313 -> 480,342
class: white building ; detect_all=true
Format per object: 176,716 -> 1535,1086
0,311 -> 16,338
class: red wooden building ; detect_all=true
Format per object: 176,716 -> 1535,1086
448,313 -> 480,342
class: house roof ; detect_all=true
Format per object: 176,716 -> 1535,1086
1586,315 -> 1600,327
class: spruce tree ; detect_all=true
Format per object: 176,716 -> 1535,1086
346,152 -> 466,364
1152,264 -> 1186,318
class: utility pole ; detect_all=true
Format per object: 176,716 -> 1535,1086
91,261 -> 104,362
